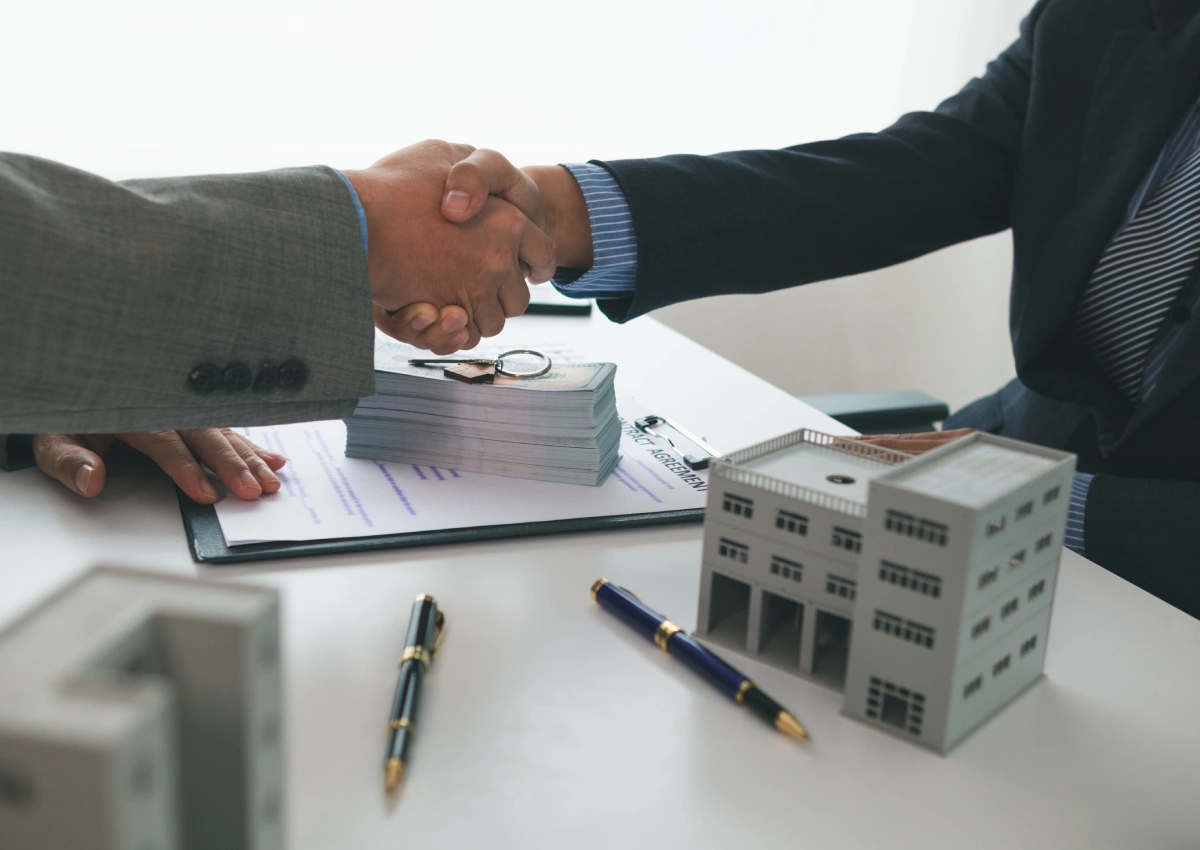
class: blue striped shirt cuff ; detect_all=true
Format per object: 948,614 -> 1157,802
1063,472 -> 1093,556
551,163 -> 638,298
334,169 -> 369,260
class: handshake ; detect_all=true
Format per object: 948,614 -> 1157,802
346,140 -> 594,355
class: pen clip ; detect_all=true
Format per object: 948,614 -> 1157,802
432,609 -> 447,660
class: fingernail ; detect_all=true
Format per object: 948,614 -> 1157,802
259,467 -> 281,487
198,477 -> 218,501
240,470 -> 262,492
443,190 -> 470,213
75,463 -> 94,495
453,330 -> 469,348
410,313 -> 435,331
442,313 -> 467,334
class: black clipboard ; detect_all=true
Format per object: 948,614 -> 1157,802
178,410 -> 716,565
178,489 -> 703,565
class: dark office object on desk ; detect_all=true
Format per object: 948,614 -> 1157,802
525,283 -> 594,315
799,390 -> 950,434
590,579 -> 807,740
385,594 -> 446,792
634,414 -> 721,470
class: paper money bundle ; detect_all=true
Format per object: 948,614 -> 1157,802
345,342 -> 621,486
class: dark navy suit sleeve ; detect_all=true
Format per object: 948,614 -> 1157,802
591,0 -> 1049,323
1084,476 -> 1200,620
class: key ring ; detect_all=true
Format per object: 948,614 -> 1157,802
493,349 -> 552,378
408,349 -> 553,379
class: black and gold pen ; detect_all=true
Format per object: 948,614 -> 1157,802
591,579 -> 807,739
384,594 -> 445,792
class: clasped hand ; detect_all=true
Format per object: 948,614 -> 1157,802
349,140 -> 561,354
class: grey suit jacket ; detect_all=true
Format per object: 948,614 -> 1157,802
0,153 -> 375,466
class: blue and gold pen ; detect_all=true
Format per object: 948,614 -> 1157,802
591,579 -> 808,739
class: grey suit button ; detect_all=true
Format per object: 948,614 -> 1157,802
188,363 -> 222,395
278,359 -> 308,392
254,363 -> 279,393
223,363 -> 253,393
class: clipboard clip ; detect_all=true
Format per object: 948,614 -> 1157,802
634,414 -> 722,471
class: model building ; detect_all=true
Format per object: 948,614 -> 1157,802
0,567 -> 282,850
697,429 -> 1075,753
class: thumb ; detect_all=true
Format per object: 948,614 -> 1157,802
32,434 -> 108,497
441,149 -> 539,224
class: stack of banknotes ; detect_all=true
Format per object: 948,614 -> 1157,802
345,342 -> 621,486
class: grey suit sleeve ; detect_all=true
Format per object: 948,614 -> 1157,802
1084,476 -> 1200,621
0,153 -> 375,434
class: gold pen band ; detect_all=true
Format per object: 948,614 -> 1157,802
400,645 -> 431,669
653,620 -> 682,652
734,679 -> 754,705
389,717 -> 415,734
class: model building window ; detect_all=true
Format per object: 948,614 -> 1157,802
831,526 -> 862,553
774,509 -> 808,536
873,610 -> 935,649
878,561 -> 942,598
986,515 -> 1007,537
1016,500 -> 1034,520
1028,579 -> 1046,601
885,510 -> 948,546
718,538 -> 749,564
722,493 -> 753,519
884,509 -> 915,536
978,566 -> 999,590
1043,485 -> 1060,504
917,519 -> 949,546
826,574 -> 857,600
1008,549 -> 1026,569
971,616 -> 991,639
962,675 -> 983,700
769,555 -> 803,582
1020,635 -> 1038,657
1000,597 -> 1019,619
993,654 -> 1011,677
866,676 -> 925,737
1035,533 -> 1053,552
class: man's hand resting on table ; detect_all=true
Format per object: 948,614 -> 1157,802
33,430 -> 287,503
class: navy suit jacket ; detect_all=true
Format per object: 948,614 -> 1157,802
593,0 -> 1200,618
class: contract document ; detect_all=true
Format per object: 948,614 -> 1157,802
213,396 -> 709,546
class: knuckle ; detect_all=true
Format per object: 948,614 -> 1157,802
506,289 -> 531,318
483,245 -> 515,276
477,312 -> 504,338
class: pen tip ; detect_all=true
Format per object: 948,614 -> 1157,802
775,712 -> 809,740
385,757 -> 405,791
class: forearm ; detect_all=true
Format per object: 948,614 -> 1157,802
0,153 -> 374,433
524,165 -> 592,270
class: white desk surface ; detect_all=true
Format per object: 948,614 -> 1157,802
2,311 -> 1197,850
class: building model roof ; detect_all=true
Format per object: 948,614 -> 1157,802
718,429 -> 909,517
879,437 -> 1062,508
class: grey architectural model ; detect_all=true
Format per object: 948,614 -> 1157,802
0,567 -> 283,850
697,429 -> 1075,753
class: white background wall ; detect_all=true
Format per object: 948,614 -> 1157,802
2,0 -> 1034,412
